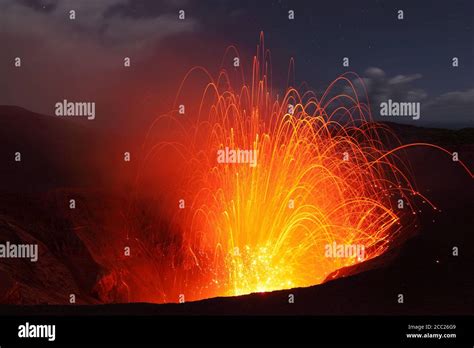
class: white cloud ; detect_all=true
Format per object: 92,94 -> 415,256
344,67 -> 428,106
0,0 -> 198,63
0,0 -> 199,113
343,67 -> 473,127
388,73 -> 422,85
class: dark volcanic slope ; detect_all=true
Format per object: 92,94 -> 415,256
0,105 -> 125,193
0,233 -> 472,315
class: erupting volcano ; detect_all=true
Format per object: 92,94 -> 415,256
65,34 -> 471,306
89,34 -> 442,304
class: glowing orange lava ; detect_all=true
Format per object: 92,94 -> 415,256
120,34 -> 470,304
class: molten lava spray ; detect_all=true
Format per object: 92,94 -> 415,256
112,35 -> 459,304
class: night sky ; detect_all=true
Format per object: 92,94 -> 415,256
1,0 -> 473,129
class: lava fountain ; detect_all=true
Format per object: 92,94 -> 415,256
107,34 -> 454,304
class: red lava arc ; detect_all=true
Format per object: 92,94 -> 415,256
91,35 -> 470,304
